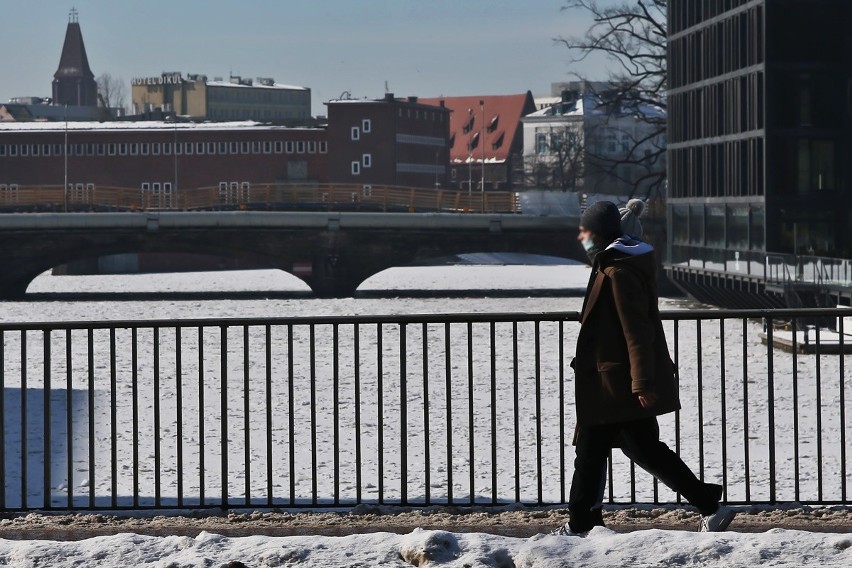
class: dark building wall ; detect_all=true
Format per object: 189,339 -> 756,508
667,0 -> 852,269
327,97 -> 450,188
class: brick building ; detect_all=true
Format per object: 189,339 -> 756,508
325,94 -> 450,188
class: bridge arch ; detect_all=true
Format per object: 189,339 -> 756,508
0,212 -> 581,299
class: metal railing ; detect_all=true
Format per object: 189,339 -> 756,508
0,184 -> 522,214
767,253 -> 852,289
0,307 -> 849,511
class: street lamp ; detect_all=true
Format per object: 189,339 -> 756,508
479,99 -> 487,211
63,104 -> 68,212
479,99 -> 485,198
467,108 -> 473,197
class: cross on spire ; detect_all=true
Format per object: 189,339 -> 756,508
69,7 -> 78,23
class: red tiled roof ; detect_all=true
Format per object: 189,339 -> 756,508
420,93 -> 535,164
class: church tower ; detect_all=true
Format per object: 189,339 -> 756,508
52,8 -> 98,107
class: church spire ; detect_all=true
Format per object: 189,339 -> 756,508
52,8 -> 98,107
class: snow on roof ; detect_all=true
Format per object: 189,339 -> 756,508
0,120 -> 321,133
205,81 -> 307,91
525,93 -> 665,120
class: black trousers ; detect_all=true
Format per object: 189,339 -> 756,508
568,417 -> 716,530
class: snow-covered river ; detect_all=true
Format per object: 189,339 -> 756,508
1,266 -> 848,510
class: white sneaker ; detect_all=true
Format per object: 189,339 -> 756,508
699,505 -> 736,532
549,523 -> 574,536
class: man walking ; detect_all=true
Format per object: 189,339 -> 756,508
560,201 -> 734,534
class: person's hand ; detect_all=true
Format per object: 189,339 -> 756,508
637,392 -> 657,408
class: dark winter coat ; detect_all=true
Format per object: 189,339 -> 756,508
572,237 -> 680,428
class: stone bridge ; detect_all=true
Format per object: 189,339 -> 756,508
0,211 -> 583,298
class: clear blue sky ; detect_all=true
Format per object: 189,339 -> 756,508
1,0 -> 609,114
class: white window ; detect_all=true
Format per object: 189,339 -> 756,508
362,119 -> 371,133
240,142 -> 249,154
252,141 -> 261,154
195,142 -> 204,155
285,141 -> 294,153
108,143 -> 116,156
362,154 -> 372,168
141,182 -> 150,191
141,143 -> 149,155
351,126 -> 360,140
152,143 -> 160,155
162,143 -> 171,155
308,141 -> 316,153
43,144 -> 52,157
319,141 -> 327,153
130,143 -> 138,156
274,141 -> 283,153
263,141 -> 272,154
119,143 -> 127,156
152,182 -> 161,193
297,141 -> 305,153
185,143 -> 194,155
218,142 -> 227,154
208,142 -> 217,155
351,161 -> 361,175
231,142 -> 239,154
32,145 -> 40,157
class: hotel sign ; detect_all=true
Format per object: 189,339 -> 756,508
131,73 -> 183,87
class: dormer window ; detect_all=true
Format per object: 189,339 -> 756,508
462,113 -> 475,134
488,114 -> 499,132
468,131 -> 480,150
491,131 -> 505,150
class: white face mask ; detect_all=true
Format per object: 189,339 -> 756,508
581,237 -> 597,252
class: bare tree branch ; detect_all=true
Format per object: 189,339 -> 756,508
96,73 -> 129,113
557,0 -> 667,200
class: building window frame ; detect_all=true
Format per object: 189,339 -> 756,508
362,119 -> 371,133
297,141 -> 305,153
319,141 -> 327,153
285,141 -> 294,153
274,141 -> 283,153
351,126 -> 360,140
351,161 -> 361,175
218,142 -> 227,154
263,141 -> 272,154
308,141 -> 316,153
362,153 -> 372,168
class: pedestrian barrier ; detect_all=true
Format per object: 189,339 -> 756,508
0,307 -> 848,511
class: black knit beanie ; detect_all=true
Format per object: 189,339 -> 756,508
580,201 -> 623,241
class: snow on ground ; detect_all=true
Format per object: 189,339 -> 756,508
0,526 -> 850,567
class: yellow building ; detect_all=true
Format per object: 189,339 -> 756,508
131,72 -> 311,122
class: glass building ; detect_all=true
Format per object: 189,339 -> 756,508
666,0 -> 852,306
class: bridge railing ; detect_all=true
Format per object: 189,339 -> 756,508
0,184 -> 522,214
0,307 -> 849,511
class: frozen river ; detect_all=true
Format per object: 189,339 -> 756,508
0,266 -> 848,510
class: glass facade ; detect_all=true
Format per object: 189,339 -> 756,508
667,0 -> 852,267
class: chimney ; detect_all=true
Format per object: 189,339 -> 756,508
384,92 -> 395,102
